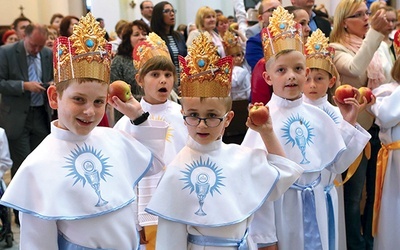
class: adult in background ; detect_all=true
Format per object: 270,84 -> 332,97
291,0 -> 331,37
151,1 -> 187,96
187,6 -> 225,57
329,1 -> 390,249
111,20 -> 150,123
2,30 -> 18,45
49,13 -> 64,32
59,15 -> 79,37
0,24 -> 53,224
96,18 -> 110,41
140,0 -> 153,28
245,0 -> 281,71
11,17 -> 31,40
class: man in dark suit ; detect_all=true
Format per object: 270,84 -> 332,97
291,0 -> 331,37
0,24 -> 53,178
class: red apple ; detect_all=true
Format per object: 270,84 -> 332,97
358,87 -> 374,104
335,84 -> 356,104
109,80 -> 131,102
249,105 -> 269,125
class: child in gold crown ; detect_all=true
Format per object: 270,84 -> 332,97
302,29 -> 372,250
242,6 -> 371,250
368,29 -> 400,249
222,31 -> 251,101
114,32 -> 188,250
0,13 -> 168,249
145,33 -> 303,249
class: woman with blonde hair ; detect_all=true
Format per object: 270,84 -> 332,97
329,0 -> 390,249
186,6 -> 226,57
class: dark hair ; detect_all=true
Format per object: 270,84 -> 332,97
140,0 -> 152,10
50,13 -> 64,25
284,6 -> 304,15
59,15 -> 79,37
151,2 -> 183,44
117,20 -> 150,57
96,18 -> 104,22
25,24 -> 48,37
12,17 -> 31,29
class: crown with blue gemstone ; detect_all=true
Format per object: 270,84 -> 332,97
261,6 -> 303,62
179,33 -> 233,97
305,29 -> 339,81
133,32 -> 171,70
53,12 -> 111,84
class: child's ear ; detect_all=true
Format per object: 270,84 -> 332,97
135,74 -> 143,88
328,76 -> 337,89
47,85 -> 59,109
223,110 -> 235,128
262,71 -> 273,86
305,67 -> 310,77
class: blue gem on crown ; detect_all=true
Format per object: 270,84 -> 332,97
279,23 -> 286,30
86,39 -> 94,48
198,59 -> 205,67
315,44 -> 321,51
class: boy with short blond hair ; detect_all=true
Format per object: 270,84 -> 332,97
242,6 -> 371,250
0,13 -> 168,249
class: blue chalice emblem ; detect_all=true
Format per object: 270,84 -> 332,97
180,157 -> 225,216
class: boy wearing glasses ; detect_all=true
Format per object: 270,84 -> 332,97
145,33 -> 303,249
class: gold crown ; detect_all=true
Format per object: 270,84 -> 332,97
394,29 -> 400,59
53,13 -> 111,84
261,6 -> 303,62
305,29 -> 339,80
133,33 -> 172,70
179,33 -> 233,97
222,31 -> 242,56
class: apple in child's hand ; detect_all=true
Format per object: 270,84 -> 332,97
358,87 -> 374,104
335,84 -> 356,104
249,105 -> 269,126
109,80 -> 131,102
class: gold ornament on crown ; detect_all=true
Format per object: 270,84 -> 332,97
305,29 -> 339,82
222,31 -> 242,56
179,33 -> 233,97
133,32 -> 171,70
53,12 -> 112,84
261,6 -> 303,62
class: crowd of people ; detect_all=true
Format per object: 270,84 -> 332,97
0,0 -> 399,249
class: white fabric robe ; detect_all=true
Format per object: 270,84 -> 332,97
115,99 -> 188,228
242,94 -> 370,250
146,137 -> 303,250
369,82 -> 400,250
303,95 -> 370,250
0,120 -> 167,250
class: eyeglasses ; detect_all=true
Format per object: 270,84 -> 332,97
162,9 -> 177,14
183,113 -> 228,128
261,7 -> 277,15
346,10 -> 371,19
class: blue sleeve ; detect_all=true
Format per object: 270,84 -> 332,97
245,33 -> 263,71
